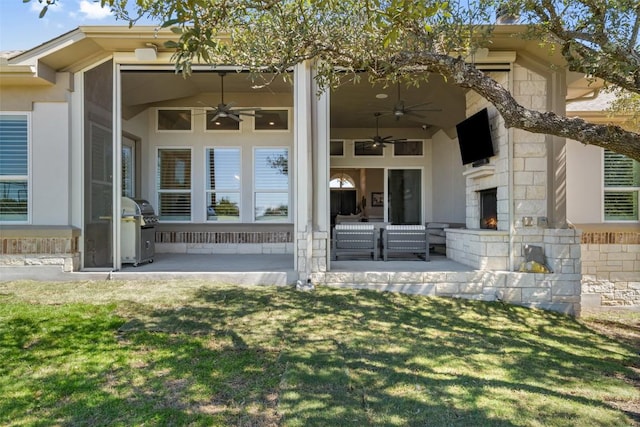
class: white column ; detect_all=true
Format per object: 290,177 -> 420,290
312,68 -> 330,273
293,61 -> 313,278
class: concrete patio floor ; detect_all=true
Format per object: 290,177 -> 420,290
0,253 -> 473,285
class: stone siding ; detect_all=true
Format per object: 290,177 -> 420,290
0,228 -> 80,272
580,231 -> 640,307
313,269 -> 579,315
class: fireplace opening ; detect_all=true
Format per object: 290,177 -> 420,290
479,188 -> 497,229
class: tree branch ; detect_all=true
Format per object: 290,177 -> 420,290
392,51 -> 640,160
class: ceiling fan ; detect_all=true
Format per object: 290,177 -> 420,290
204,72 -> 261,122
385,82 -> 441,120
362,113 -> 407,148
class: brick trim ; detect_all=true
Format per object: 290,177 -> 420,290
156,231 -> 293,244
1,237 -> 79,255
581,232 -> 640,244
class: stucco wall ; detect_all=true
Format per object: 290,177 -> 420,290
566,140 -> 602,224
431,129 -> 466,224
31,102 -> 70,225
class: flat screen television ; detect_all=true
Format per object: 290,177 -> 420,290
456,108 -> 495,165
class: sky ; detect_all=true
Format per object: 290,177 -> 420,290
0,0 -> 155,51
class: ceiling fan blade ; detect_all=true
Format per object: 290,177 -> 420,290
404,101 -> 434,110
231,107 -> 262,112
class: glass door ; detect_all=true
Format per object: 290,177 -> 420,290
388,169 -> 422,225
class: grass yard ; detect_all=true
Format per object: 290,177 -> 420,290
0,280 -> 638,426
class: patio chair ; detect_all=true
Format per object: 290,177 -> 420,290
382,225 -> 429,261
332,224 -> 379,260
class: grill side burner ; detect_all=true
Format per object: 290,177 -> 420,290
121,197 -> 157,266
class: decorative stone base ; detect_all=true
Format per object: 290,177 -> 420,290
0,226 -> 81,273
581,239 -> 640,307
312,270 -> 580,315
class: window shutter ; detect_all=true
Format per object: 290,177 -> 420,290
207,148 -> 240,190
0,115 -> 28,176
157,149 -> 191,220
604,150 -> 640,187
604,150 -> 640,221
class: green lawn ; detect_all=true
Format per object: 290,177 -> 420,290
1,280 -> 638,426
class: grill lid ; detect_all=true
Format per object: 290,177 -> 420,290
134,199 -> 156,217
121,197 -> 158,222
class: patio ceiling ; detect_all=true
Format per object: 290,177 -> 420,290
120,70 -> 466,131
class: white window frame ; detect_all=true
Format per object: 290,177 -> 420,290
603,149 -> 640,222
205,146 -> 242,222
156,146 -> 193,222
253,146 -> 291,222
155,108 -> 194,133
0,112 -> 31,224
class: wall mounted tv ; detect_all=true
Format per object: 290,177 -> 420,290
455,108 -> 495,165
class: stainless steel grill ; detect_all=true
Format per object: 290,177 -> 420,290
121,197 -> 157,266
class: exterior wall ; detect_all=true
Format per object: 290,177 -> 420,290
330,129 -> 434,222
142,100 -> 294,225
462,71 -> 510,231
566,140 -> 602,223
313,268 -> 579,315
0,226 -> 80,273
581,231 -> 640,307
155,230 -> 294,254
431,129 -> 466,223
32,102 -> 70,225
446,64 -> 582,314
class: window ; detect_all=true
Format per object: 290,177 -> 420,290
157,148 -> 191,221
330,140 -> 344,156
604,149 -> 640,221
329,173 -> 355,188
354,141 -> 383,156
205,113 -> 240,131
157,109 -> 192,131
255,110 -> 288,130
0,114 -> 29,222
254,148 -> 289,221
394,140 -> 423,156
206,148 -> 241,221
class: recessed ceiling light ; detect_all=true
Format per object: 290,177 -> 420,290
375,93 -> 388,99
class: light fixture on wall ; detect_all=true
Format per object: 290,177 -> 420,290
135,43 -> 158,61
